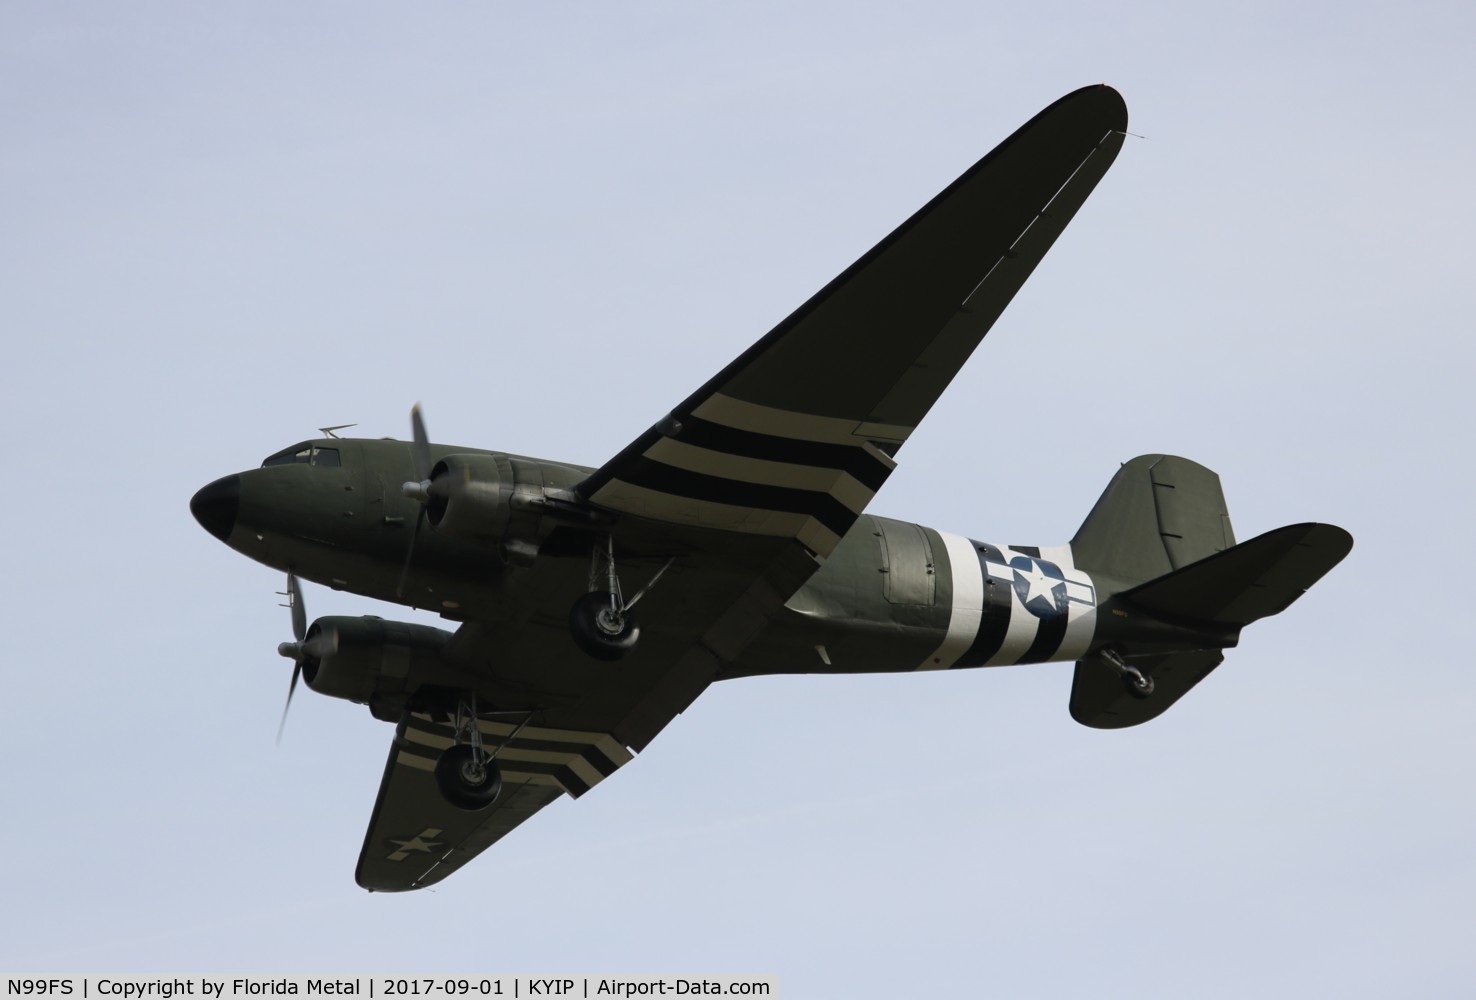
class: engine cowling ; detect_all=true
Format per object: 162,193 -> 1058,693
300,615 -> 458,720
426,453 -> 514,546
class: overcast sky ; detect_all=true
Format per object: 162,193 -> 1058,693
3,1 -> 1474,995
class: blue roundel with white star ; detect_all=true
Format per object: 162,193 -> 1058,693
1009,556 -> 1067,619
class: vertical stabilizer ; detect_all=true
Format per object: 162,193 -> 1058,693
1070,454 -> 1235,585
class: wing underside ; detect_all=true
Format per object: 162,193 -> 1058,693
579,85 -> 1128,558
356,712 -> 631,891
356,87 -> 1132,890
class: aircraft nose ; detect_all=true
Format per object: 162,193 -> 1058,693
191,474 -> 240,542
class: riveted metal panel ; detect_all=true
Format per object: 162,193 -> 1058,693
876,517 -> 936,606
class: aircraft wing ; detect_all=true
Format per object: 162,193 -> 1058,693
358,87 -> 1131,889
578,84 -> 1128,559
356,711 -> 631,892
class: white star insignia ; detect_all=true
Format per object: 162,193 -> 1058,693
387,827 -> 445,862
1017,562 -> 1059,609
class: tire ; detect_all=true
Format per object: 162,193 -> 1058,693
570,591 -> 640,661
434,744 -> 503,810
1123,672 -> 1156,700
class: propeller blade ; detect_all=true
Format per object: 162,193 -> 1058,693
410,403 -> 432,485
276,660 -> 301,747
396,508 -> 425,598
286,571 -> 306,641
396,406 -> 435,596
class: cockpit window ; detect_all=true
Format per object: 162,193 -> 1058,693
261,443 -> 341,469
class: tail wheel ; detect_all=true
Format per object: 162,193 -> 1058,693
570,590 -> 640,661
1122,672 -> 1155,699
434,744 -> 503,810
1099,646 -> 1154,700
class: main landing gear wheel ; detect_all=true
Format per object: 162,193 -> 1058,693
570,591 -> 640,661
432,692 -> 505,811
570,536 -> 672,662
434,744 -> 503,811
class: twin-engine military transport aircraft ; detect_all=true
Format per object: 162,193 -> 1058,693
191,85 -> 1352,891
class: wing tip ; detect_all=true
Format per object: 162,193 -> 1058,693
1054,82 -> 1129,134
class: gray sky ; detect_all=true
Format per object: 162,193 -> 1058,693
3,1 -> 1474,994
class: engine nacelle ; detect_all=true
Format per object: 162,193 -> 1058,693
301,615 -> 457,720
422,452 -> 596,564
426,453 -> 514,546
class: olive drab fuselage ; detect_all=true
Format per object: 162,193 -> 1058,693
196,436 -> 1141,685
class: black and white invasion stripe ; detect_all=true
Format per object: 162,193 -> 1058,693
393,715 -> 633,799
585,393 -> 909,558
921,534 -> 1098,669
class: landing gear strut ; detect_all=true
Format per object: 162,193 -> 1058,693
569,537 -> 671,661
1099,647 -> 1155,700
433,693 -> 503,811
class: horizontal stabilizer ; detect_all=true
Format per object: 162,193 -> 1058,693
1118,522 -> 1352,627
1070,649 -> 1223,729
1070,522 -> 1351,729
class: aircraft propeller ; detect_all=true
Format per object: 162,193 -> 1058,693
274,571 -> 337,744
397,403 -> 438,597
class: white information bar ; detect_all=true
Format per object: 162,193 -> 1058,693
3,978 -> 777,1000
